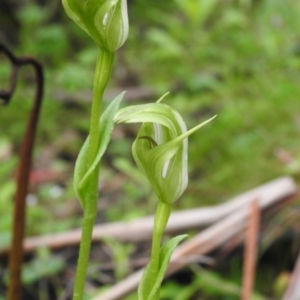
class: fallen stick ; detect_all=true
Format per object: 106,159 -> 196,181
91,178 -> 297,300
241,200 -> 260,300
0,176 -> 296,255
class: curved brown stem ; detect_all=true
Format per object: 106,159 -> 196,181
0,43 -> 44,300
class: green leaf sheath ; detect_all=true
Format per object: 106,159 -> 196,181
148,234 -> 188,300
74,92 -> 125,207
138,232 -> 187,300
88,50 -> 114,172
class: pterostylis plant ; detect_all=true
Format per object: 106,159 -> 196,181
62,1 -> 215,299
115,95 -> 215,299
61,0 -> 128,299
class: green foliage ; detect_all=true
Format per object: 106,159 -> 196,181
22,249 -> 65,285
100,236 -> 134,281
2,248 -> 65,285
175,0 -> 220,26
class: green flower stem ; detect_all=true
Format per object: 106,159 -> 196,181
73,49 -> 114,300
88,49 -> 115,164
73,199 -> 97,300
149,202 -> 172,292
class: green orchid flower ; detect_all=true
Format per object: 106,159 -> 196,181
62,0 -> 129,51
114,96 -> 216,204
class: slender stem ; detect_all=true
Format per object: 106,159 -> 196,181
88,49 -> 114,166
73,201 -> 97,300
72,49 -> 114,300
148,202 -> 171,295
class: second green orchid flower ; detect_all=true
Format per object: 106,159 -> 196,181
114,96 -> 216,204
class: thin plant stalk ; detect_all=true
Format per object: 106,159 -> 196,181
146,202 -> 171,297
88,50 -> 115,162
72,49 -> 114,300
150,203 -> 172,272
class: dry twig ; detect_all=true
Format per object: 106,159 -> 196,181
241,200 -> 260,300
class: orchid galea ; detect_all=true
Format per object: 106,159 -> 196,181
115,97 -> 216,205
62,0 -> 128,51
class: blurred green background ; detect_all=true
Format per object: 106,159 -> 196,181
1,0 -> 300,299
